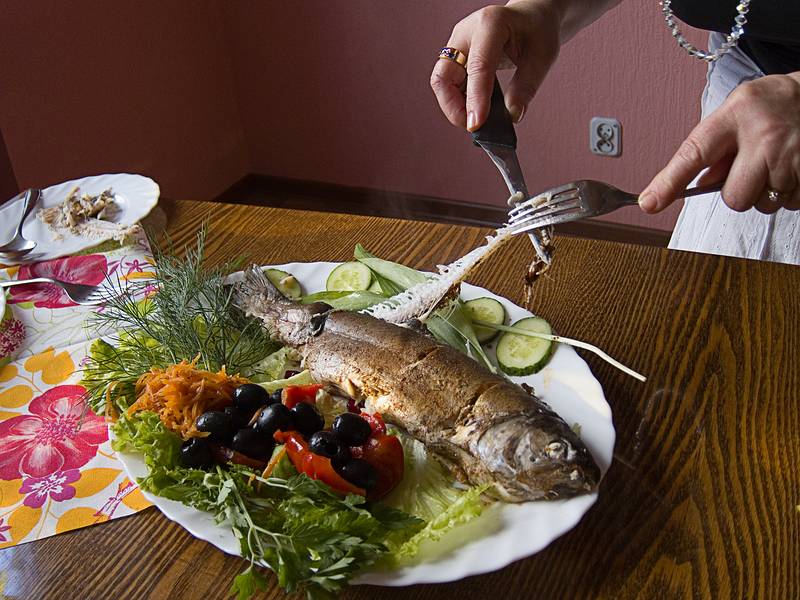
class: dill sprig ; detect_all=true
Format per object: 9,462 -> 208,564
83,229 -> 278,413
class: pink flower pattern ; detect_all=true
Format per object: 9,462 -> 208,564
19,469 -> 81,508
0,517 -> 10,542
124,259 -> 145,274
9,254 -> 108,309
0,385 -> 107,480
0,317 -> 25,356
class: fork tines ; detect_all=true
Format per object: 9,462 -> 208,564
507,184 -> 582,232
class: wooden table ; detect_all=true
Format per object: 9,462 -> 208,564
2,199 -> 798,599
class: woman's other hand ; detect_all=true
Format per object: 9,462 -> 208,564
640,72 -> 800,213
430,1 -> 562,131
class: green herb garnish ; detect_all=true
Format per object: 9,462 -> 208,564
112,412 -> 423,600
83,229 -> 278,414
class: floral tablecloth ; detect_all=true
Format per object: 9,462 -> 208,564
0,235 -> 156,549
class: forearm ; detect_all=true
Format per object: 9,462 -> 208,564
508,0 -> 624,43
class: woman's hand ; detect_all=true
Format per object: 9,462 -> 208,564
640,71 -> 800,213
430,1 -> 562,131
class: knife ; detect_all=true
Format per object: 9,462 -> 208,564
470,78 -> 553,265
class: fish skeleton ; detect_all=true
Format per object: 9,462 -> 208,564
236,252 -> 600,501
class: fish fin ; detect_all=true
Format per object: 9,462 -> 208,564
362,224 -> 517,324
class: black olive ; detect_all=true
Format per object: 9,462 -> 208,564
224,405 -> 249,428
233,383 -> 271,414
195,411 -> 237,444
290,402 -> 325,437
180,438 -> 214,469
334,458 -> 377,490
269,389 -> 283,404
254,403 -> 293,435
308,431 -> 350,461
332,413 -> 372,447
231,428 -> 275,461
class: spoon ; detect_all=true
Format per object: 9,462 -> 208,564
0,188 -> 40,258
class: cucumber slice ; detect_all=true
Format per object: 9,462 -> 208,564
464,297 -> 506,343
496,316 -> 554,376
326,262 -> 373,291
265,268 -> 302,300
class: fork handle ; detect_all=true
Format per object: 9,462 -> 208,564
0,277 -> 56,288
678,181 -> 725,199
470,78 -> 517,149
626,181 -> 725,204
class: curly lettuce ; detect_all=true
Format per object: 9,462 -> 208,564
112,411 -> 423,600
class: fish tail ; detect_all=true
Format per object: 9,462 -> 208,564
235,265 -> 287,317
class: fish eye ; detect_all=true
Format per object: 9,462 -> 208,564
544,440 -> 568,459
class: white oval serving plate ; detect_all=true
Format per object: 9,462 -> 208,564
114,261 -> 615,586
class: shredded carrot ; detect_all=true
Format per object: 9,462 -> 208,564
255,446 -> 286,492
262,446 -> 286,480
105,382 -> 119,422
127,358 -> 248,439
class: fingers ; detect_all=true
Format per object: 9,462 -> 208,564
504,58 -> 549,123
430,23 -> 471,129
430,55 -> 468,128
757,166 -> 799,213
640,112 -> 736,213
696,154 -> 734,187
753,191 -> 783,214
722,153 -> 769,212
464,7 -> 508,131
784,188 -> 800,211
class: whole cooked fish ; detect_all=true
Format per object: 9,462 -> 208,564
236,266 -> 600,502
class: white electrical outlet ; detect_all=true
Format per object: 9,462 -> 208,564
590,117 -> 622,157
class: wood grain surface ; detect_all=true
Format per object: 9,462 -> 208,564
2,199 -> 798,600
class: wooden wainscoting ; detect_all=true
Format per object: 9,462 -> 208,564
216,174 -> 671,247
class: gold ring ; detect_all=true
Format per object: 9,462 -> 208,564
438,47 -> 467,67
767,189 -> 783,202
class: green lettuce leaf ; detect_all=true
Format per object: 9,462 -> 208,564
381,430 -> 490,566
301,290 -> 386,311
111,411 -> 181,472
113,410 -> 422,599
388,484 -> 488,563
245,347 -> 293,382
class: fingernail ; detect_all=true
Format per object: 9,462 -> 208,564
467,111 -> 478,132
638,191 -> 656,212
507,104 -> 525,123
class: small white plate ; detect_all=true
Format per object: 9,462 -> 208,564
0,174 -> 159,263
114,261 -> 615,586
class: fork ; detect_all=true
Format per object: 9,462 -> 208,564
0,277 -> 114,306
507,179 -> 725,233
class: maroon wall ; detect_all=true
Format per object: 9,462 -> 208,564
0,0 -> 249,199
2,1 -> 709,230
222,1 -> 707,230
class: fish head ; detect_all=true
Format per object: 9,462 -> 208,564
474,414 -> 601,501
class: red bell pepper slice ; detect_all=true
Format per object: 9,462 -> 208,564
359,411 -> 387,436
350,431 -> 404,500
274,431 -> 366,496
282,384 -> 323,409
211,444 -> 268,470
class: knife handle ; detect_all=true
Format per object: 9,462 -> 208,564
470,77 -> 517,149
